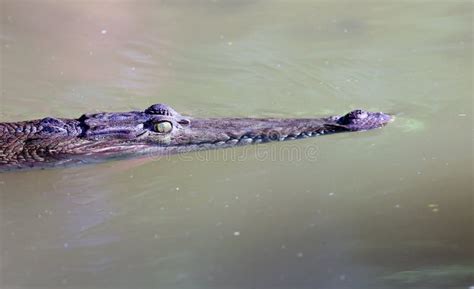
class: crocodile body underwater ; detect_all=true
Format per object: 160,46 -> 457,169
0,104 -> 392,171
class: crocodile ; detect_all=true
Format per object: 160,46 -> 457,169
0,104 -> 392,171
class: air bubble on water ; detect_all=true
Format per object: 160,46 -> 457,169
101,29 -> 107,34
63,243 -> 69,248
297,252 -> 303,258
233,231 -> 240,236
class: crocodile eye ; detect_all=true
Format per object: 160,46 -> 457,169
154,121 -> 173,133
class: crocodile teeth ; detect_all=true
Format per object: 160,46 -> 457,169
239,138 -> 253,144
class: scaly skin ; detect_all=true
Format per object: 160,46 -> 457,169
0,104 -> 392,171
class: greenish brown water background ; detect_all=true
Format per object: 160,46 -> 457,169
0,1 -> 472,289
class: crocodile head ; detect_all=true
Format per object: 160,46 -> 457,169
78,104 -> 392,157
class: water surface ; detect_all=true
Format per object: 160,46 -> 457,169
1,1 -> 472,289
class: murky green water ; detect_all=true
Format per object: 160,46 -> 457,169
1,1 -> 472,289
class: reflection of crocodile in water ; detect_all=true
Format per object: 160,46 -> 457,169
0,104 -> 392,171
